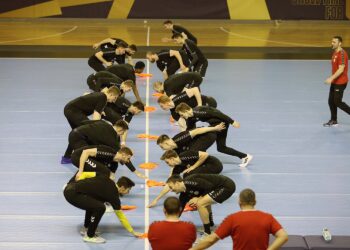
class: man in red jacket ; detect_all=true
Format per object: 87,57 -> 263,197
324,36 -> 350,127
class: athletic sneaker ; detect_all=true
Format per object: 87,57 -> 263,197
80,227 -> 100,236
61,156 -> 72,164
323,120 -> 338,127
83,235 -> 106,244
105,202 -> 114,213
195,232 -> 210,244
239,154 -> 253,168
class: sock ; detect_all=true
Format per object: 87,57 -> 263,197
209,212 -> 214,227
204,223 -> 211,234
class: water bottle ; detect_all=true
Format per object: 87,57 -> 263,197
322,228 -> 332,242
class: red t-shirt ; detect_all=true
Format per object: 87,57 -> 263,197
332,49 -> 348,84
148,220 -> 196,250
215,210 -> 282,250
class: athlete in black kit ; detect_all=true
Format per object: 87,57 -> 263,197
156,124 -> 225,154
163,20 -> 197,44
175,103 -> 253,168
63,174 -> 142,243
153,72 -> 202,96
71,145 -> 146,180
146,49 -> 189,80
167,174 -> 236,234
148,150 -> 223,208
61,87 -> 119,163
103,97 -> 144,124
157,87 -> 217,122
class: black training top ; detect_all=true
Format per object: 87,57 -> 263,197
65,92 -> 107,115
156,50 -> 173,73
170,91 -> 204,121
71,145 -> 117,166
172,25 -> 197,44
172,131 -> 192,154
69,176 -> 121,210
107,64 -> 136,83
183,174 -> 232,197
107,96 -> 134,123
187,106 -> 234,129
183,39 -> 206,67
172,151 -> 199,175
164,72 -> 202,96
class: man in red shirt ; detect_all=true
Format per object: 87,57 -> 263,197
148,197 -> 196,250
190,189 -> 288,250
324,36 -> 350,127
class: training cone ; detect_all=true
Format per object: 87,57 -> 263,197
184,204 -> 197,212
121,205 -> 137,211
139,233 -> 148,239
145,106 -> 156,112
136,73 -> 153,77
152,92 -> 163,98
139,162 -> 159,170
137,134 -> 159,140
147,179 -> 166,187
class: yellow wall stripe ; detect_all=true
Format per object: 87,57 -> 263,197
227,0 -> 270,20
57,0 -> 112,8
0,1 -> 61,18
346,0 -> 350,19
108,0 -> 135,19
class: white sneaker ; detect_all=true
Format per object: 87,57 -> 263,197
239,154 -> 253,168
195,232 -> 210,244
105,202 -> 114,213
83,235 -> 106,244
80,227 -> 100,236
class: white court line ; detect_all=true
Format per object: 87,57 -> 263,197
219,27 -> 322,47
144,25 -> 151,250
0,26 -> 78,44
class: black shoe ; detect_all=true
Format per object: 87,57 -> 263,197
323,120 -> 338,127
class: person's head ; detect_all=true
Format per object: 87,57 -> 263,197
160,150 -> 181,167
115,41 -> 128,54
166,175 -> 185,193
239,188 -> 256,208
120,80 -> 134,93
332,36 -> 343,50
153,81 -> 164,93
106,86 -> 120,102
157,134 -> 177,150
116,176 -> 135,196
115,146 -> 133,164
126,44 -> 137,55
146,51 -> 158,63
114,119 -> 129,135
163,196 -> 181,217
163,20 -> 173,30
129,101 -> 145,115
175,102 -> 193,119
134,61 -> 145,73
173,33 -> 185,44
157,95 -> 174,110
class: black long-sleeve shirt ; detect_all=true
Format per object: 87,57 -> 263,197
107,64 -> 136,83
182,39 -> 206,67
65,92 -> 107,115
107,96 -> 134,123
164,72 -> 202,96
172,25 -> 197,44
172,151 -> 200,175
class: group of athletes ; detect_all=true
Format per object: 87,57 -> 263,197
60,19 -> 256,245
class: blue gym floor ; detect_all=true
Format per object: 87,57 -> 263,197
0,58 -> 349,249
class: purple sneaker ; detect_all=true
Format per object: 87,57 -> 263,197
61,156 -> 72,164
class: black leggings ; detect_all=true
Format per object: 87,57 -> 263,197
88,56 -> 106,72
328,83 -> 350,121
189,132 -> 217,152
71,154 -> 111,177
216,125 -> 247,159
203,96 -> 217,108
64,185 -> 106,237
194,59 -> 208,77
63,109 -> 89,158
87,71 -> 123,92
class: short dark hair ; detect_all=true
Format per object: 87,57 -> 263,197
132,101 -> 145,111
160,150 -> 178,160
129,44 -> 137,52
135,61 -> 145,70
163,20 -> 173,25
166,174 -> 183,184
117,41 -> 128,48
114,119 -> 129,130
117,176 -> 135,188
157,134 -> 170,145
164,197 -> 181,215
172,33 -> 183,39
118,146 -> 133,157
175,102 -> 191,113
239,188 -> 256,206
333,36 -> 343,43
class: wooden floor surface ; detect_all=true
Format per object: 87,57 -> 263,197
0,18 -> 349,47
